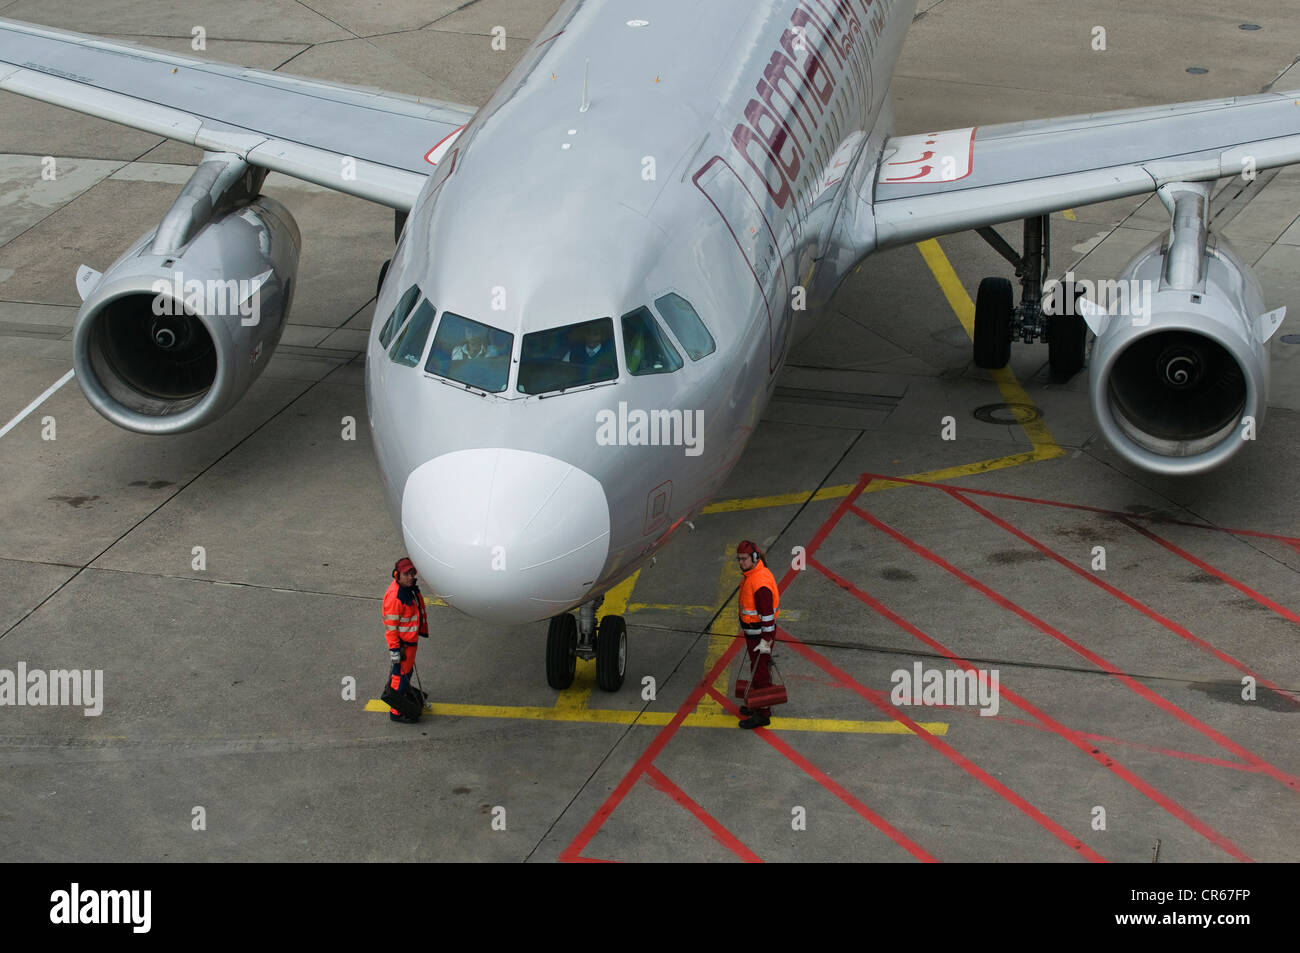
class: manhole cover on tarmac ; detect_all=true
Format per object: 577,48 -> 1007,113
973,402 -> 1043,425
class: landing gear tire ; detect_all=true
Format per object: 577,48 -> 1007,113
546,613 -> 578,690
376,258 -> 391,298
1048,311 -> 1087,377
595,614 -> 627,692
974,277 -> 1014,369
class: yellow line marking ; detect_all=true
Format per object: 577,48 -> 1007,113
701,450 -> 1054,514
916,238 -> 1063,457
696,544 -> 739,716
1062,208 -> 1077,221
363,699 -> 946,735
553,570 -> 640,713
626,603 -> 714,613
702,241 -> 1064,517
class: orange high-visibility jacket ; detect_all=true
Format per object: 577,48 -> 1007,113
382,580 -> 424,650
738,561 -> 779,638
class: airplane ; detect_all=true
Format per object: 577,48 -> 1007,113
3,0 -> 1298,696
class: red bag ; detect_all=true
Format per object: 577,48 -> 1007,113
738,654 -> 788,708
746,682 -> 788,708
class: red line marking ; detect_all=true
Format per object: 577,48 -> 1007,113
561,476 -> 873,862
785,574 -> 1114,861
643,765 -> 762,862
557,637 -> 742,862
943,489 -> 1300,708
983,713 -> 1262,773
847,501 -> 1300,795
1064,731 -> 1263,773
1119,516 -> 1300,629
859,472 -> 1300,545
808,556 -> 1250,861
705,687 -> 938,862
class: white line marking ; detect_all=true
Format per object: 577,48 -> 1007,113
0,368 -> 75,440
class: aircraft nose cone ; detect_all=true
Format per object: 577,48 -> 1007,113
401,449 -> 610,625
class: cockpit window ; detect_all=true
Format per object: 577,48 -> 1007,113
654,293 -> 716,360
518,318 -> 617,395
389,299 -> 436,367
621,307 -> 683,376
425,311 -> 513,393
378,285 -> 420,349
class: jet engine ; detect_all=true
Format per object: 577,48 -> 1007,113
72,154 -> 300,434
1083,182 -> 1285,476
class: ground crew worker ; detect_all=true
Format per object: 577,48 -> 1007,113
736,540 -> 779,729
383,557 -> 429,723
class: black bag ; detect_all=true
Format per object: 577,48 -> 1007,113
381,682 -> 422,720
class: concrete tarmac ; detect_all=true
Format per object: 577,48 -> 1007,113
0,0 -> 1296,863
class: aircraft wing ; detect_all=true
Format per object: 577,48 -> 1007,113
869,90 -> 1300,248
0,17 -> 476,211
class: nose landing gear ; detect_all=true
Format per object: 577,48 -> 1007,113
545,598 -> 626,692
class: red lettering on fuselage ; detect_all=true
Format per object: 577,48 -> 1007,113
726,0 -> 884,209
732,124 -> 793,208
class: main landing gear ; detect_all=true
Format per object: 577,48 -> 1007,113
972,214 -> 1087,376
545,598 -> 627,692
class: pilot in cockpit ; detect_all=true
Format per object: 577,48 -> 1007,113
451,324 -> 500,361
563,322 -> 614,372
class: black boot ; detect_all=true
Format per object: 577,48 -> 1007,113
738,711 -> 770,729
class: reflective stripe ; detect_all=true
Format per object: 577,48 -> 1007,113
759,614 -> 775,621
739,563 -> 780,630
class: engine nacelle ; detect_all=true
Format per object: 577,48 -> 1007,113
1085,232 -> 1283,476
73,195 -> 300,434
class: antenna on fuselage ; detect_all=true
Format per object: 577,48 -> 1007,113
580,58 -> 590,113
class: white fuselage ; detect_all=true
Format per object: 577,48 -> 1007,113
365,0 -> 914,624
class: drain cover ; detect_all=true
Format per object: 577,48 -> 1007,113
973,403 -> 1043,425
